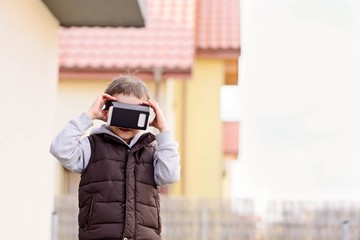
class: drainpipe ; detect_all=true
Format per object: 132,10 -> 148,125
153,67 -> 171,194
51,211 -> 58,240
153,68 -> 162,101
342,220 -> 349,240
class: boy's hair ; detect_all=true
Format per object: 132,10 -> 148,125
105,75 -> 150,100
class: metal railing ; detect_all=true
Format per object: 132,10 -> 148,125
53,196 -> 360,240
263,201 -> 360,240
160,196 -> 256,240
53,195 -> 256,240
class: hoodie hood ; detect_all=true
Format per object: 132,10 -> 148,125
91,124 -> 145,148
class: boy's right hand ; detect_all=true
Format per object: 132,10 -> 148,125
86,93 -> 117,121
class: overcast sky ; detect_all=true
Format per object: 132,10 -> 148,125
225,0 -> 360,210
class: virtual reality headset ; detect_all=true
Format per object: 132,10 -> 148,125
104,101 -> 150,130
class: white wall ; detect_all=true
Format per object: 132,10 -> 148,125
0,1 -> 58,239
233,0 -> 360,211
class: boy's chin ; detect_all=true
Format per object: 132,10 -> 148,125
118,127 -> 131,132
109,126 -> 130,132
109,126 -> 139,139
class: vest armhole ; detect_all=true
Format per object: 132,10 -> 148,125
82,135 -> 95,175
150,140 -> 157,150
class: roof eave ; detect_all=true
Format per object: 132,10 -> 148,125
42,0 -> 147,27
196,48 -> 241,59
59,67 -> 192,80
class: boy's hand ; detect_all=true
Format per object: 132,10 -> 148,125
142,99 -> 168,132
87,93 -> 117,121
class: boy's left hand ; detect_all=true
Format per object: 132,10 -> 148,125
142,99 -> 168,132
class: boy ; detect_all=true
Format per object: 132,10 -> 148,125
50,75 -> 181,240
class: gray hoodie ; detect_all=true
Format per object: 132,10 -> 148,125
50,113 -> 181,186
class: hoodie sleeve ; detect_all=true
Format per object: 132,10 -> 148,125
49,113 -> 93,173
153,131 -> 181,186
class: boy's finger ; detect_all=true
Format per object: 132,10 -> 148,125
141,100 -> 150,106
102,93 -> 117,100
148,100 -> 160,110
149,99 -> 158,104
142,101 -> 157,111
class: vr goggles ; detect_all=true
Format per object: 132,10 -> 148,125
104,100 -> 150,130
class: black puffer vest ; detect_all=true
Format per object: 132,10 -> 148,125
78,132 -> 162,240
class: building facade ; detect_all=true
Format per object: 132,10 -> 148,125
56,0 -> 240,199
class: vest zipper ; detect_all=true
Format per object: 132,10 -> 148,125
85,193 -> 96,231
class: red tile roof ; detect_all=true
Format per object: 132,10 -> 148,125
59,0 -> 240,75
196,0 -> 240,57
223,122 -> 239,156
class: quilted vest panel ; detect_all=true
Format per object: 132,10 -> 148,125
78,132 -> 161,240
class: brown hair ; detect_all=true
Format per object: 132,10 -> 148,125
105,75 -> 150,100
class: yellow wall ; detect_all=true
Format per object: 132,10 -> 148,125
57,59 -> 228,199
0,1 -> 59,239
181,59 -> 225,197
171,79 -> 186,195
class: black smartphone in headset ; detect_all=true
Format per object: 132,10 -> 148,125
105,101 -> 150,130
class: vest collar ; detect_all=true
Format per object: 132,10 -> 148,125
102,132 -> 155,151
